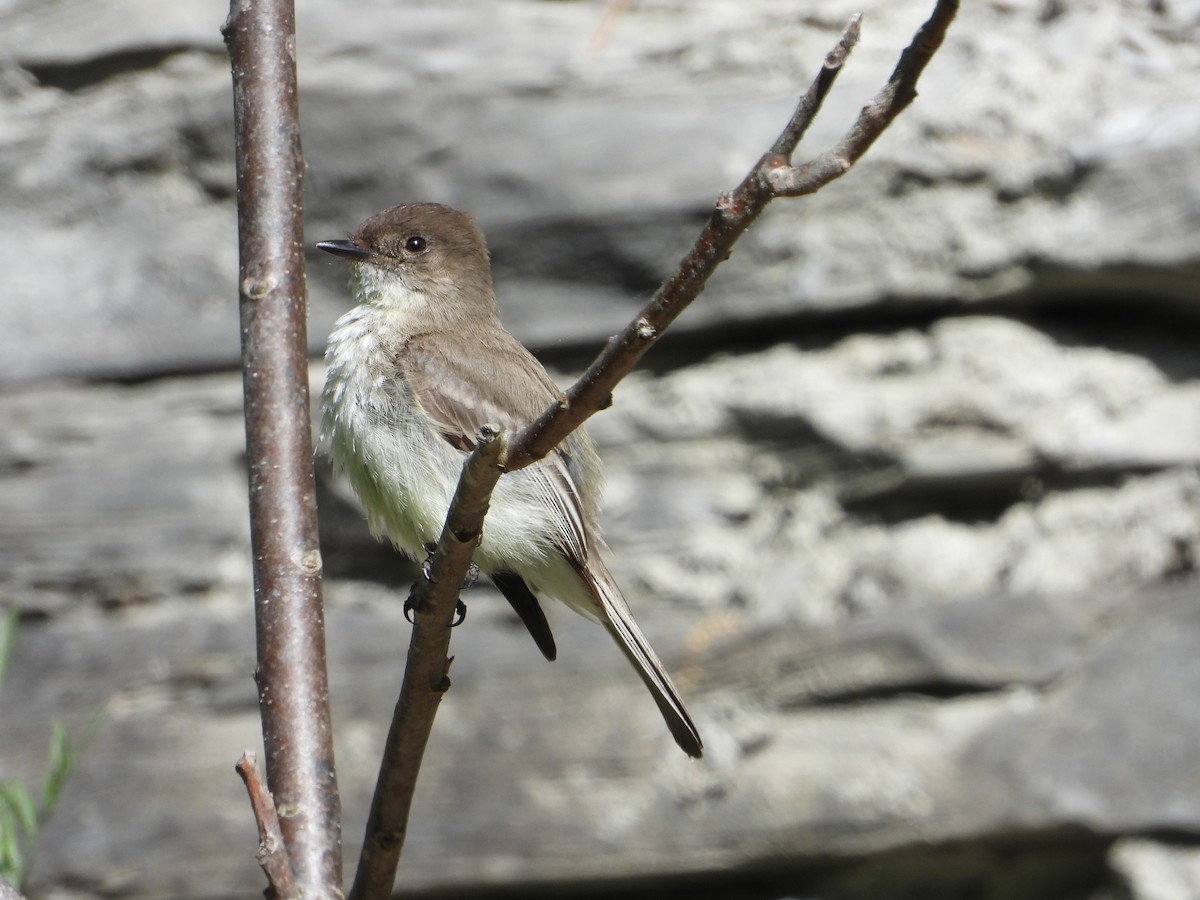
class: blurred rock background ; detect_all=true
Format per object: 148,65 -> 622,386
1,0 -> 1199,897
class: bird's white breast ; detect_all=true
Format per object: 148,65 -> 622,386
320,304 -> 572,583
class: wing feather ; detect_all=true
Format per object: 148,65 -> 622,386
398,331 -> 592,564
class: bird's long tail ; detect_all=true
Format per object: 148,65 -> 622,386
577,559 -> 703,758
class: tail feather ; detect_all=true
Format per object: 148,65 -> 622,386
579,561 -> 703,759
492,571 -> 557,661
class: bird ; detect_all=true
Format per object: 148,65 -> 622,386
317,202 -> 702,758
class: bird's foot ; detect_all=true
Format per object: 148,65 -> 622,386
403,590 -> 467,627
462,561 -> 479,589
407,542 -> 472,626
421,542 -> 437,581
421,541 -> 480,589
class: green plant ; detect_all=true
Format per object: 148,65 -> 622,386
0,608 -> 99,892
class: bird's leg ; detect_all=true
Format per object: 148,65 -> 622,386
402,584 -> 421,623
420,541 -> 438,581
462,562 -> 479,588
420,541 -> 479,587
404,541 -> 473,625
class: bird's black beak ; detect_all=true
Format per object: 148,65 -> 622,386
316,239 -> 371,260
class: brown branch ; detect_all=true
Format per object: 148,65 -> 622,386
504,4 -> 932,471
222,0 -> 343,895
767,3 -> 958,196
586,0 -> 636,55
348,429 -> 507,900
770,14 -> 863,158
346,3 -> 958,896
236,752 -> 296,899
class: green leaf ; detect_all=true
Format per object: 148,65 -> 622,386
0,613 -> 103,892
0,606 -> 17,689
0,800 -> 27,888
40,723 -> 75,815
0,782 -> 36,838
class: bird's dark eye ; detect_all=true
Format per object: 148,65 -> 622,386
404,235 -> 427,253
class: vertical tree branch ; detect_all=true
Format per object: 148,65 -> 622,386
223,0 -> 343,895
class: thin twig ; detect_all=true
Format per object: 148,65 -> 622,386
348,3 -> 959,897
586,0 -> 636,55
505,2 -> 959,470
236,752 -> 297,898
348,429 -> 507,900
504,9 -> 874,471
223,0 -> 343,894
767,3 -> 958,195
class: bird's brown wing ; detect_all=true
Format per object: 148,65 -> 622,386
397,331 -> 592,660
400,334 -> 703,756
398,330 -> 591,564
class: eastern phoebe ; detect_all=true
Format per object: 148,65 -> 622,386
318,203 -> 703,758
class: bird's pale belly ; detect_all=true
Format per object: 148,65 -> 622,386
324,377 -> 568,587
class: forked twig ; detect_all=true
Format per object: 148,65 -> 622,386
507,1 -> 958,471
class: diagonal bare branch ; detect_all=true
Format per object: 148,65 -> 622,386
506,1 -> 957,472
235,752 -> 297,897
348,429 -> 507,900
768,2 -> 959,196
770,13 -> 863,158
350,3 -> 959,897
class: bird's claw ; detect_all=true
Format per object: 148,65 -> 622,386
421,542 -> 437,581
422,542 -> 479,590
408,542 -> 472,626
463,561 -> 479,589
402,592 -> 467,627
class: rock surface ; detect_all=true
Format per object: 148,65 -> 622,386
1,0 -> 1199,898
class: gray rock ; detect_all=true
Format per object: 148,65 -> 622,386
2,1 -> 1198,380
1110,839 -> 1200,900
1,337 -> 1197,897
2,0 -> 1199,898
0,376 -> 250,613
592,317 -> 1200,621
15,575 -> 1200,899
